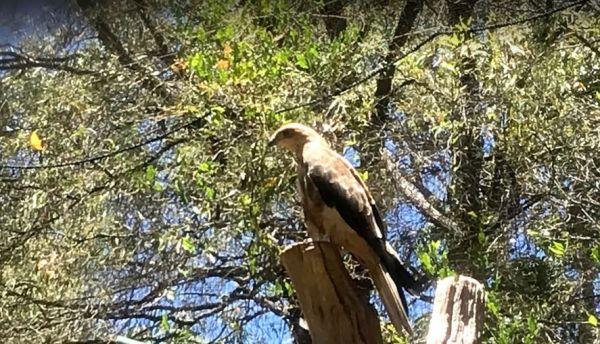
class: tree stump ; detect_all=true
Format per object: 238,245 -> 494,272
426,275 -> 485,344
280,242 -> 383,344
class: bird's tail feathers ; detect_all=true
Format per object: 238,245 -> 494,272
368,260 -> 413,336
380,242 -> 421,295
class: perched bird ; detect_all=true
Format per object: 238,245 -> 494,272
268,123 -> 420,335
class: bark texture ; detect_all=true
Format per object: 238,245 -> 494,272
280,242 -> 383,344
426,275 -> 485,344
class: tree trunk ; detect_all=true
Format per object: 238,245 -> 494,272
373,0 -> 424,123
280,242 -> 383,344
445,0 -> 485,278
426,275 -> 485,344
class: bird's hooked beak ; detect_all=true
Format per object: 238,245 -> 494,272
267,134 -> 278,147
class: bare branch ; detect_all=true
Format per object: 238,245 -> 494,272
0,50 -> 97,75
383,150 -> 461,233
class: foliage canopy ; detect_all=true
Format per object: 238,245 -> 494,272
0,0 -> 598,343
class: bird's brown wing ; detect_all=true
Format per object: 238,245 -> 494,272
341,156 -> 387,238
303,148 -> 414,335
304,149 -> 384,246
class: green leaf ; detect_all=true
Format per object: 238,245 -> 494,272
306,45 -> 318,59
549,241 -> 565,257
295,53 -> 309,69
211,105 -> 226,114
189,53 -> 208,77
145,165 -> 157,181
418,251 -> 433,274
589,314 -> 598,327
440,267 -> 455,278
448,33 -> 462,47
198,162 -> 212,173
527,314 -> 538,334
274,50 -> 289,65
477,230 -> 486,244
160,313 -> 170,331
487,298 -> 499,317
215,24 -> 234,42
239,194 -> 252,206
591,245 -> 600,265
204,187 -> 215,200
182,236 -> 195,253
153,182 -> 164,192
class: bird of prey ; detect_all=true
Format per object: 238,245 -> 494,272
268,123 -> 420,335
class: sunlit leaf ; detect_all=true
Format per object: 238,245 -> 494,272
295,53 -> 308,69
145,165 -> 157,181
204,187 -> 215,200
182,236 -> 195,253
160,313 -> 170,331
549,241 -> 565,257
591,245 -> 600,265
198,162 -> 212,173
223,43 -> 233,58
239,194 -> 252,206
216,59 -> 230,70
418,251 -> 433,274
29,130 -> 44,151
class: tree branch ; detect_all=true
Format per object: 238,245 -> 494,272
274,0 -> 585,115
319,0 -> 348,39
75,0 -> 136,67
0,50 -> 97,75
374,0 -> 424,123
0,117 -> 204,170
133,0 -> 174,65
383,150 -> 461,233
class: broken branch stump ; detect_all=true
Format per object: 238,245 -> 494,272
426,275 -> 485,344
280,241 -> 383,344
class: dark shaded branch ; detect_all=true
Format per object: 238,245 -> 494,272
483,194 -> 546,234
76,0 -> 136,67
319,0 -> 348,39
0,50 -> 97,74
445,0 -> 484,278
479,0 -> 588,31
571,30 -> 600,55
447,0 -> 478,26
374,0 -> 424,123
133,0 -> 174,65
75,0 -> 172,99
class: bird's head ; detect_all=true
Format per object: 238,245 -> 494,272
267,123 -> 327,153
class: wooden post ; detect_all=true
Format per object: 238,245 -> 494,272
280,242 -> 383,344
426,275 -> 485,344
